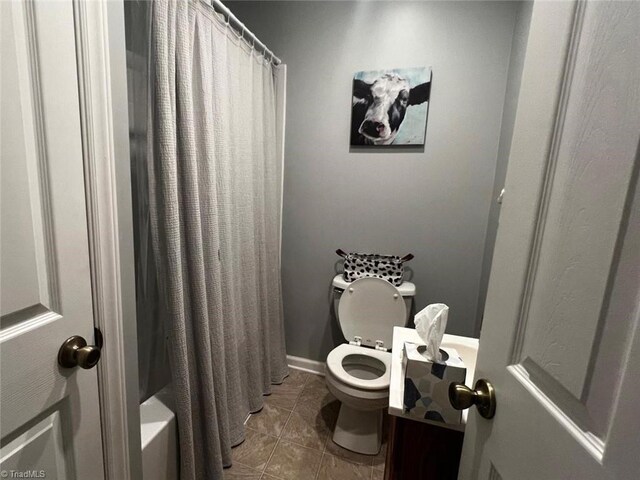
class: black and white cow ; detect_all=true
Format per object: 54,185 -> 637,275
350,73 -> 431,145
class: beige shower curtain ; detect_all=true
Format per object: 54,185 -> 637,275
147,1 -> 288,478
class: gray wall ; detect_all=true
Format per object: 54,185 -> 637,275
476,1 -> 533,335
229,1 -> 522,361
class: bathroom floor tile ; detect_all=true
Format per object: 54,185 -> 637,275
295,398 -> 340,431
280,410 -> 330,450
371,467 -> 385,480
223,462 -> 263,479
246,403 -> 291,437
283,369 -> 312,387
231,429 -> 278,471
316,454 -> 372,480
264,382 -> 304,410
264,440 -> 322,480
373,414 -> 390,470
301,377 -> 331,395
295,385 -> 338,419
371,440 -> 387,471
238,370 -> 387,478
303,373 -> 326,391
325,439 -> 374,466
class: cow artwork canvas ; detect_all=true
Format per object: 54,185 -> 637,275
350,67 -> 432,146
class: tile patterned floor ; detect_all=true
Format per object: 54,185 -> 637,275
224,370 -> 387,480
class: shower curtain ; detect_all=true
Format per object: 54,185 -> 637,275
147,1 -> 288,478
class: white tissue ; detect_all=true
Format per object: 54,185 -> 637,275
414,303 -> 449,362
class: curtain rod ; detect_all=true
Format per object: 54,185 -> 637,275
205,0 -> 282,65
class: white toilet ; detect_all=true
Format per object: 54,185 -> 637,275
325,274 -> 415,455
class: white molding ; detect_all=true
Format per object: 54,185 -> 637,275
74,1 -> 142,479
287,355 -> 326,376
19,0 -> 59,311
509,0 -> 587,365
509,364 -> 604,461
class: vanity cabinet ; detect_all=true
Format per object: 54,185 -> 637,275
384,415 -> 463,480
386,327 -> 479,480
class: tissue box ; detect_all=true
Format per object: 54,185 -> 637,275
403,342 -> 467,425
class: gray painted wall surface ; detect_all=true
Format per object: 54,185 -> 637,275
476,1 -> 533,335
229,1 -> 521,361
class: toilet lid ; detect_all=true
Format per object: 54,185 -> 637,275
338,277 -> 407,348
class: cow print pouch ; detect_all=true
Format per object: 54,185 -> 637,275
336,249 -> 414,287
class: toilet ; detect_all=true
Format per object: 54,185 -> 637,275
325,274 -> 416,455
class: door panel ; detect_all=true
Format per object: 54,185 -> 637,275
1,0 -> 54,319
514,0 -> 639,404
459,1 -> 640,479
1,412 -> 70,480
1,1 -> 105,479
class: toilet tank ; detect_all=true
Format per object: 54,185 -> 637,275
332,275 -> 415,326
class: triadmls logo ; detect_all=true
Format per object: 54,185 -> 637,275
1,471 -> 47,479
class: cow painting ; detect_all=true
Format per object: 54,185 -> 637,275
350,67 -> 432,146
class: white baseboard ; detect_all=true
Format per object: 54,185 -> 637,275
287,355 -> 325,376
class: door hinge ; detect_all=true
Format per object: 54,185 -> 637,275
94,327 -> 104,350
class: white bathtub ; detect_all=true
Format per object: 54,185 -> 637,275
140,386 -> 179,480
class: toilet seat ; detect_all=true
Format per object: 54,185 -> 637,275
326,344 -> 391,391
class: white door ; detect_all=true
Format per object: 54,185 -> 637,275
1,1 -> 106,479
458,0 -> 640,478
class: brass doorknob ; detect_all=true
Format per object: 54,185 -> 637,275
448,378 -> 496,419
58,335 -> 101,369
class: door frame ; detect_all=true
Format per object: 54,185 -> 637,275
74,1 -> 142,478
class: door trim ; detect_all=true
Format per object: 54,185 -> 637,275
509,0 -> 586,365
504,0 -> 607,459
74,1 -> 142,479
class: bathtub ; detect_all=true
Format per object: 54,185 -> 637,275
140,386 -> 179,480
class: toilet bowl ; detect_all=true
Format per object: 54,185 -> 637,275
326,275 -> 415,455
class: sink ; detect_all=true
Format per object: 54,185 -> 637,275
441,335 -> 479,389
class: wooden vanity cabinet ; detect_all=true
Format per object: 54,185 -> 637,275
384,415 -> 464,480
